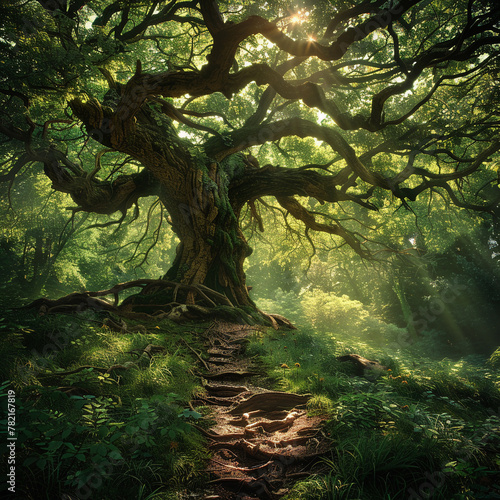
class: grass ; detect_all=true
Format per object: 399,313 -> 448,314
0,308 -> 210,500
247,325 -> 500,500
2,307 -> 500,499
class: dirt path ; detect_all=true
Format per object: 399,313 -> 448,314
193,322 -> 330,500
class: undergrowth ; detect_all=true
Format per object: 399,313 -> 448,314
247,326 -> 500,500
0,308 -> 209,500
2,306 -> 500,500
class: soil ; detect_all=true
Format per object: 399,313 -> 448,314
193,322 -> 331,500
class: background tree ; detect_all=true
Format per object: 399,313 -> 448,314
1,0 -> 499,320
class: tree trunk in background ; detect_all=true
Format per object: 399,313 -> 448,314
392,278 -> 417,338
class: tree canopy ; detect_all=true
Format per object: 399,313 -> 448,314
1,0 -> 499,319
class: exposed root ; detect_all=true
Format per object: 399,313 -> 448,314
192,396 -> 236,407
209,459 -> 274,472
126,344 -> 166,360
208,476 -> 272,497
205,384 -> 249,397
103,317 -> 147,333
229,410 -> 291,425
258,435 -> 315,448
180,338 -> 210,370
244,411 -> 301,433
38,363 -> 136,377
207,357 -> 234,366
198,323 -> 330,499
228,391 -> 310,414
56,386 -> 93,396
207,348 -> 235,358
204,431 -> 247,442
210,438 -> 327,462
258,310 -> 297,330
25,279 -> 295,327
94,279 -> 234,308
204,369 -> 259,380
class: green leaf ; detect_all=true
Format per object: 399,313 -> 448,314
181,409 -> 201,419
47,440 -> 63,451
96,443 -> 108,457
108,450 -> 122,461
61,429 -> 72,440
125,425 -> 139,435
109,432 -> 121,443
36,458 -> 47,470
23,456 -> 38,467
98,426 -> 109,438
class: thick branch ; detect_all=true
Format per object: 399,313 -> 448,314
229,164 -> 376,210
46,166 -> 161,215
276,196 -> 371,258
274,0 -> 419,59
206,117 -> 389,188
100,0 -> 420,133
4,145 -> 161,216
401,140 -> 500,184
324,0 -> 387,38
116,1 -> 197,43
200,0 -> 225,35
87,0 -> 499,140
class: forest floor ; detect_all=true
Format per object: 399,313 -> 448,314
193,321 -> 330,500
3,307 -> 500,499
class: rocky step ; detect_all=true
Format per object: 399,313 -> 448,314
205,383 -> 249,397
201,322 -> 329,500
207,357 -> 236,366
207,347 -> 240,358
203,369 -> 259,380
228,391 -> 310,414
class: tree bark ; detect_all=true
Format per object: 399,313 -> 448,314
162,165 -> 254,306
69,96 -> 255,308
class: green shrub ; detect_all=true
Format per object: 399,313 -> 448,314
488,347 -> 500,369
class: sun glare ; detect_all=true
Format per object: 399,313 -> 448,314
289,9 -> 309,25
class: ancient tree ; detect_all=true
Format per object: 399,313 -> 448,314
1,0 -> 499,321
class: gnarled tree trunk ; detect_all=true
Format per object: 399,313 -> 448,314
161,164 -> 254,306
68,96 -> 255,309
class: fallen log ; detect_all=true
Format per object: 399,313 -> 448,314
336,354 -> 388,375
